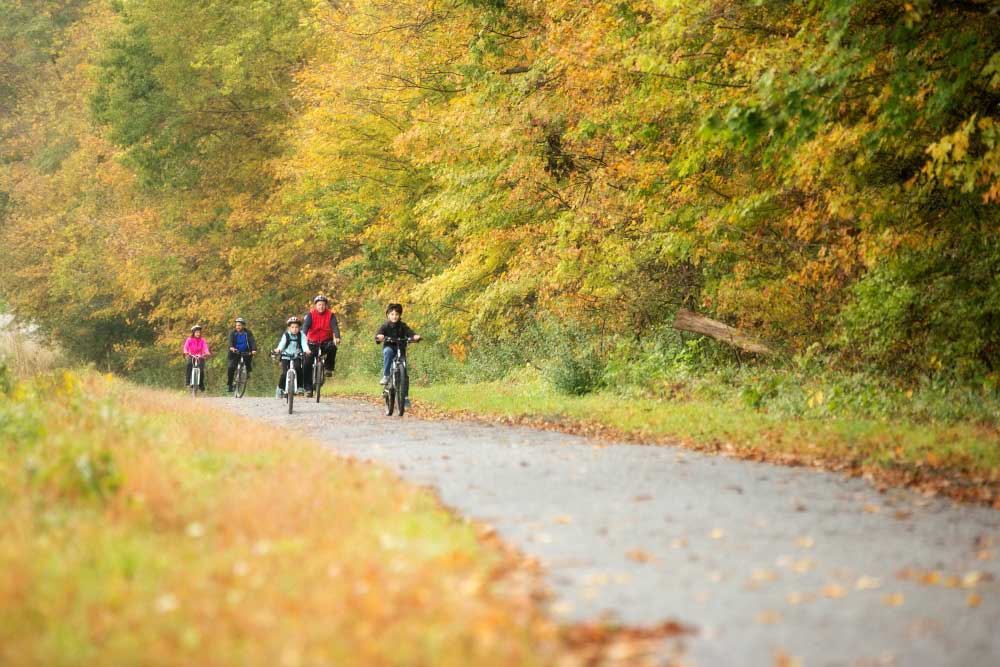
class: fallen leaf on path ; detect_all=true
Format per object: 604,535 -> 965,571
670,537 -> 688,549
822,583 -> 847,599
774,649 -> 803,667
863,504 -> 881,513
881,592 -> 905,607
791,558 -> 816,573
786,591 -> 817,605
626,549 -> 655,563
708,528 -> 725,540
756,610 -> 783,624
855,576 -> 881,590
962,571 -> 985,588
553,515 -> 573,525
751,569 -> 778,583
795,536 -> 815,549
967,593 -> 982,608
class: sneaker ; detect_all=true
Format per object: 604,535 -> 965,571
296,389 -> 305,396
379,375 -> 388,385
404,398 -> 412,408
306,391 -> 314,398
227,386 -> 234,393
324,371 -> 333,378
275,388 -> 283,398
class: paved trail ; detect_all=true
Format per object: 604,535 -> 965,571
219,396 -> 1000,667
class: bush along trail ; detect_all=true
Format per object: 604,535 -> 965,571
0,370 -> 688,667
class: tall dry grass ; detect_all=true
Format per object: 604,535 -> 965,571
0,317 -> 61,378
0,372 -> 681,667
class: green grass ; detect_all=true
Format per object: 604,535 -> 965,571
329,371 -> 1000,482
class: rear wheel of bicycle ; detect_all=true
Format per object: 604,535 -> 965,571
384,387 -> 395,416
395,368 -> 406,417
234,365 -> 247,398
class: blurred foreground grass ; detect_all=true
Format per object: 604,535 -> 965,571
0,370 -> 652,666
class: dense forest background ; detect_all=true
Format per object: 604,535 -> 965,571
1,0 -> 998,394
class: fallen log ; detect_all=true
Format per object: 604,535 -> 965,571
672,308 -> 776,356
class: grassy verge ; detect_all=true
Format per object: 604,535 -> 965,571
329,373 -> 1000,506
0,371 -> 684,666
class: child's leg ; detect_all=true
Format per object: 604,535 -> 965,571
382,346 -> 395,378
302,343 -> 316,391
278,359 -> 290,390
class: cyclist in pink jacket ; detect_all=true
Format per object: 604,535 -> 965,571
182,324 -> 212,391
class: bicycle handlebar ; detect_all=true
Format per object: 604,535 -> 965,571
380,336 -> 418,343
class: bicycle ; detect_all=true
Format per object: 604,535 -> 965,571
381,337 -> 417,417
273,351 -> 305,415
309,342 -> 332,403
232,352 -> 253,399
187,354 -> 206,397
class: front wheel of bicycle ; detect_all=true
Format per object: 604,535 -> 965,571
395,368 -> 406,417
313,360 -> 323,403
234,365 -> 248,398
190,367 -> 200,397
384,386 -> 395,416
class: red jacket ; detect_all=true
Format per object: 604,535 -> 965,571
304,308 -> 340,343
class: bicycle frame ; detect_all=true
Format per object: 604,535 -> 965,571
188,355 -> 205,396
382,337 -> 414,416
233,352 -> 252,398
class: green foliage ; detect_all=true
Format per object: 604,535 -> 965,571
0,359 -> 11,395
2,0 -> 999,391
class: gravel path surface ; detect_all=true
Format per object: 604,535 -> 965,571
218,396 -> 1000,667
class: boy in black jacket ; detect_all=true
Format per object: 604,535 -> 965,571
226,317 -> 258,392
375,303 -> 420,384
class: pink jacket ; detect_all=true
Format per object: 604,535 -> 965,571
183,336 -> 211,357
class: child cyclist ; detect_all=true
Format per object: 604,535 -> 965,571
226,317 -> 258,392
273,316 -> 311,398
182,324 -> 211,392
375,303 -> 420,385
302,295 -> 341,398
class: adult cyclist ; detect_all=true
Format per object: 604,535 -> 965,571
302,295 -> 341,398
226,317 -> 258,392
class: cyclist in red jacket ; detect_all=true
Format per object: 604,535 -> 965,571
302,295 -> 341,397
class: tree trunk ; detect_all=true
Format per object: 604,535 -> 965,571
672,308 -> 776,356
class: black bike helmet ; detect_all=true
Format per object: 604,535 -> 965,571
386,303 -> 403,315
286,316 -> 302,325
191,324 -> 203,332
234,317 -> 246,324
313,295 -> 328,303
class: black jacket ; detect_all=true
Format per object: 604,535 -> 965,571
227,328 -> 258,355
375,320 -> 416,347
